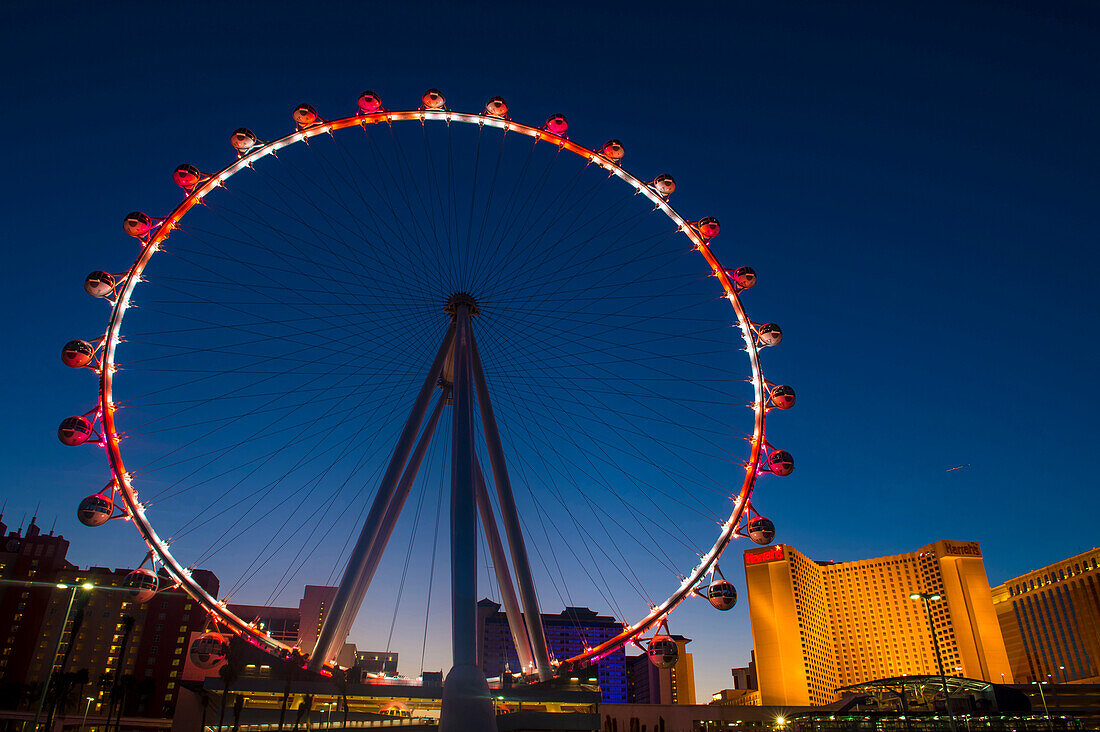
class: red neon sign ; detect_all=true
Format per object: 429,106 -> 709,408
745,545 -> 785,565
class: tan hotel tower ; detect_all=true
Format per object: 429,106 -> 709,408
744,540 -> 1013,706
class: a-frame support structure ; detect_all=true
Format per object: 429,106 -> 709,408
308,295 -> 551,731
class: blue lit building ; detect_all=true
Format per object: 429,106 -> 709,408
477,599 -> 628,703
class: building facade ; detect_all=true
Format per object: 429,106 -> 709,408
0,517 -> 218,718
991,547 -> 1100,683
744,541 -> 1013,706
0,516 -> 74,686
625,636 -> 696,705
476,599 -> 628,702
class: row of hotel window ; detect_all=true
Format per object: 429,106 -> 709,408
1009,558 -> 1098,596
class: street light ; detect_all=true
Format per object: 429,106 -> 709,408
80,696 -> 94,732
1032,681 -> 1055,732
909,592 -> 957,732
31,582 -> 94,732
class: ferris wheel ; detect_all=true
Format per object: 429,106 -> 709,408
59,88 -> 795,715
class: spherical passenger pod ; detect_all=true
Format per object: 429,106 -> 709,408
189,632 -> 230,670
484,96 -> 509,118
77,493 -> 113,527
651,174 -> 676,197
600,139 -> 625,163
707,579 -> 738,611
123,568 -> 159,603
647,635 -> 679,669
767,450 -> 794,477
292,103 -> 321,128
730,266 -> 756,290
421,89 -> 446,110
173,164 -> 202,191
61,340 -> 95,368
770,384 -> 796,409
230,128 -> 260,154
84,271 -> 116,298
357,91 -> 383,114
757,323 -> 782,347
543,114 -> 569,136
123,212 -> 155,239
747,516 -> 775,545
694,217 -> 720,240
58,416 -> 93,446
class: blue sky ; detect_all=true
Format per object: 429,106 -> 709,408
3,0 -> 1098,701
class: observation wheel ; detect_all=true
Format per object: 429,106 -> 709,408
59,90 -> 797,715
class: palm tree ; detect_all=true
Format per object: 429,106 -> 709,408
334,669 -> 349,732
278,650 -> 304,732
111,674 -> 135,732
216,636 -> 246,732
133,678 -> 155,715
293,694 -> 312,732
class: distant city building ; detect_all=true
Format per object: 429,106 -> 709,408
0,516 -> 217,718
625,636 -> 695,705
354,650 -> 398,675
294,585 -> 356,667
227,601 -> 300,645
731,651 -> 757,691
991,546 -> 1100,683
296,585 -> 335,654
476,599 -> 628,702
709,687 -> 762,706
744,540 -> 1013,706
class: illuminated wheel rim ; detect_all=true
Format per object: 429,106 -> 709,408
94,103 -> 784,671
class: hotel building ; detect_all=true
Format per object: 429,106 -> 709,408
744,540 -> 1013,706
0,516 -> 217,717
476,599 -> 629,702
991,546 -> 1100,683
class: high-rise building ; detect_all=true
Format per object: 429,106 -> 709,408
296,584 -> 335,654
744,541 -> 1013,706
991,547 -> 1100,683
625,636 -> 696,705
0,515 -> 74,685
476,599 -> 628,702
0,517 -> 218,718
294,585 -> 356,667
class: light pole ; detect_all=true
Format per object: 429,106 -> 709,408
80,696 -> 94,732
909,592 -> 957,732
31,582 -> 94,732
1032,681 -> 1054,732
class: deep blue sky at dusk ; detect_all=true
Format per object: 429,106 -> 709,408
3,0 -> 1099,700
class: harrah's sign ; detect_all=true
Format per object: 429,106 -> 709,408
745,545 -> 785,565
942,541 -> 981,557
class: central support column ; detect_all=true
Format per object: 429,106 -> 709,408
439,301 -> 495,732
